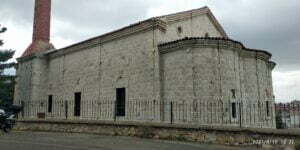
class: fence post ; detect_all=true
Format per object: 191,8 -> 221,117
288,104 -> 291,128
114,100 -> 117,121
298,104 -> 300,128
160,100 -> 164,122
283,104 -> 286,128
170,101 -> 173,124
21,101 -> 25,118
239,102 -> 242,128
65,100 -> 68,120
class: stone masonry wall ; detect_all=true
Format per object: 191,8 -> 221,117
15,12 -> 226,121
157,13 -> 223,43
14,9 -> 276,129
159,38 -> 275,128
40,30 -> 157,121
14,60 -> 33,103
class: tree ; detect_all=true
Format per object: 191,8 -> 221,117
0,24 -> 16,105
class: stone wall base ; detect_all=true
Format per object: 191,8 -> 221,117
14,119 -> 298,150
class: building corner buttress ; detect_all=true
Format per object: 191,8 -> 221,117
15,0 -> 53,106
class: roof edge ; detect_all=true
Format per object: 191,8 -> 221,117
206,9 -> 228,38
46,18 -> 166,57
157,6 -> 228,38
158,37 -> 272,60
45,7 -> 228,56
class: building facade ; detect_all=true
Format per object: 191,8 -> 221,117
14,0 -> 276,128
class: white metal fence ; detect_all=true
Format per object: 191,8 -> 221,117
16,99 -> 275,128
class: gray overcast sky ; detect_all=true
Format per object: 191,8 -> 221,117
0,0 -> 299,102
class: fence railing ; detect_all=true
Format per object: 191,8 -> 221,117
275,103 -> 300,129
16,99 -> 275,128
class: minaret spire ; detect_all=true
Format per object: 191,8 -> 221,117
22,0 -> 54,57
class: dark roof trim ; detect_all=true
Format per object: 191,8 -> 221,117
59,18 -> 163,50
158,37 -> 272,57
45,18 -> 166,57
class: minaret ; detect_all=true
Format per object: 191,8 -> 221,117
22,0 -> 54,57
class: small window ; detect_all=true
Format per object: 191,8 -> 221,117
231,102 -> 237,118
205,32 -> 209,37
48,95 -> 53,113
231,89 -> 236,99
177,26 -> 182,34
266,101 -> 270,117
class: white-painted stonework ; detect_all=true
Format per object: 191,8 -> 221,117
14,7 -> 276,128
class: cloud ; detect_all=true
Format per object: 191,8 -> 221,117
0,0 -> 34,26
0,21 -> 31,59
273,71 -> 300,102
51,0 -> 152,42
2,0 -> 299,69
206,0 -> 300,71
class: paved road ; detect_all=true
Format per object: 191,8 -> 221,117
0,131 -> 259,150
